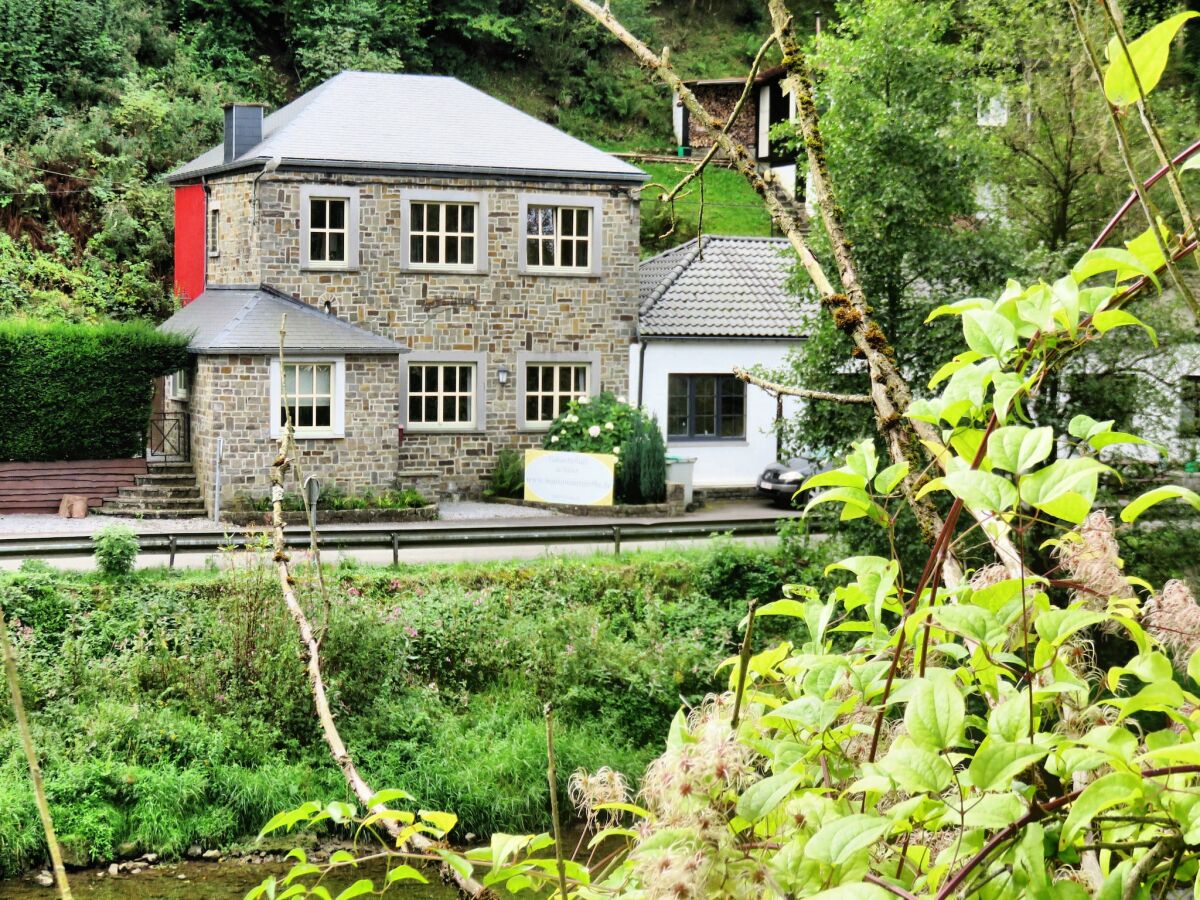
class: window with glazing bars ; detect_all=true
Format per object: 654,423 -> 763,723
525,206 -> 591,270
667,374 -> 745,440
525,363 -> 589,424
410,202 -> 477,267
281,363 -> 334,430
308,197 -> 348,264
408,363 -> 476,427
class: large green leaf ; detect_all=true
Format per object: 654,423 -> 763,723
1120,484 -> 1200,522
905,676 -> 965,752
1019,458 -> 1111,524
967,737 -> 1049,792
805,814 -> 890,868
878,743 -> 954,794
989,426 -> 1053,474
1104,11 -> 1200,106
1059,772 -> 1144,848
918,469 -> 1018,513
735,768 -> 803,822
963,309 -> 1018,359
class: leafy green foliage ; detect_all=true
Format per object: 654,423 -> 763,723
0,540 -> 831,874
484,447 -> 524,499
92,524 -> 139,578
0,319 -> 188,460
230,485 -> 429,513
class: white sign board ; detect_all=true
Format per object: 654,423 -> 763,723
524,449 -> 616,506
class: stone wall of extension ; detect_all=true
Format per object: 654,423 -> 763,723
190,352 -> 401,513
193,170 -> 641,500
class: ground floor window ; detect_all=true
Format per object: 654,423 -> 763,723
407,362 -> 477,428
667,373 -> 745,440
168,367 -> 189,401
525,362 -> 590,425
270,357 -> 344,439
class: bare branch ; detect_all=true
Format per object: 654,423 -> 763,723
734,366 -> 872,404
662,29 -> 778,205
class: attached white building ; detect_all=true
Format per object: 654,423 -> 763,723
631,236 -> 808,489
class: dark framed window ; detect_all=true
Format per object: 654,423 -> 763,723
667,374 -> 745,440
1182,375 -> 1200,438
308,197 -> 348,264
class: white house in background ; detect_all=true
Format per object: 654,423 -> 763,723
631,236 -> 808,489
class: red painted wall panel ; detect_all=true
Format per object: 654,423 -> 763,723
173,184 -> 206,305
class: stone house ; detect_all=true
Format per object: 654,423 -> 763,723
159,71 -> 645,514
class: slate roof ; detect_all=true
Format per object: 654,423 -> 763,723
167,72 -> 645,184
638,236 -> 809,339
158,285 -> 405,355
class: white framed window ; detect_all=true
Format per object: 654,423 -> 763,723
401,351 -> 487,433
168,368 -> 189,401
269,357 -> 345,439
299,185 -> 359,270
408,363 -> 476,428
410,201 -> 477,269
400,190 -> 488,274
518,195 -> 602,276
525,206 -> 591,270
516,351 -> 600,430
207,204 -> 220,258
309,197 -> 347,264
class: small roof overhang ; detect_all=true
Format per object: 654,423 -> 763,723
158,284 -> 406,355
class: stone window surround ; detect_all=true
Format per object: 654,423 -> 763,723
517,194 -> 603,277
269,355 -> 347,439
299,185 -> 360,271
401,350 -> 489,434
207,201 -> 220,258
516,349 -> 601,432
399,189 -> 490,275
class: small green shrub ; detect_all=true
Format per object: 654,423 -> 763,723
231,485 -> 428,513
92,524 -> 139,578
485,447 -> 525,499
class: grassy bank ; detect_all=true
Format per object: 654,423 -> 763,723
0,534 -> 828,875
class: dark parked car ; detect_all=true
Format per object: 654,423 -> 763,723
757,456 -> 830,508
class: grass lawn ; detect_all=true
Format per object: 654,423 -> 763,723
638,161 -> 776,250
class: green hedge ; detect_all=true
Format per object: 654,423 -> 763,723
0,319 -> 189,461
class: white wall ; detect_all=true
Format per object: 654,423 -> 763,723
631,339 -> 801,487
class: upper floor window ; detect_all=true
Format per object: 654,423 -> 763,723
309,197 -> 348,264
300,185 -> 359,270
667,374 -> 745,441
410,201 -> 477,269
207,205 -> 220,258
518,195 -> 602,276
526,206 -> 591,271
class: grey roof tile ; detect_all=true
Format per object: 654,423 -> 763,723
168,72 -> 645,184
638,236 -> 811,338
158,285 -> 405,355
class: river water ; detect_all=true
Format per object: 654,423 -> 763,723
0,858 -> 459,899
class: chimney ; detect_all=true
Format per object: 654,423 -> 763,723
223,103 -> 266,163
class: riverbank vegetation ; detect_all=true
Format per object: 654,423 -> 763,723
0,537 -> 828,876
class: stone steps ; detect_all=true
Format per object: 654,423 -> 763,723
94,461 -> 206,519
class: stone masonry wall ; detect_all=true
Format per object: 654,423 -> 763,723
195,170 -> 640,500
191,352 -> 400,514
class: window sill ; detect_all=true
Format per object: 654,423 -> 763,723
270,429 -> 345,441
667,439 -> 749,448
301,265 -> 358,273
519,268 -> 599,279
404,427 -> 485,436
404,265 -> 489,276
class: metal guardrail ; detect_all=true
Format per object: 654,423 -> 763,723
0,516 -> 791,566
